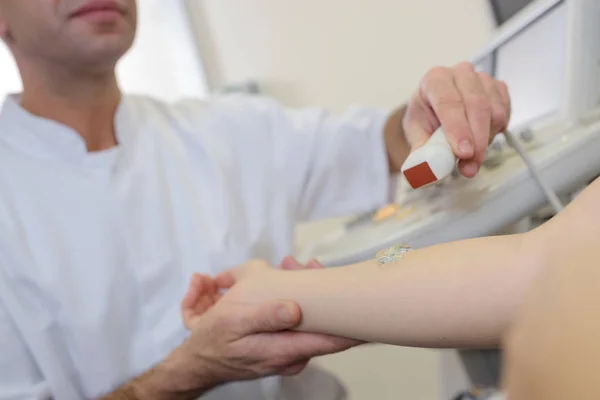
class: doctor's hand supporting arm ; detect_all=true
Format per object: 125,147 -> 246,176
102,294 -> 357,400
386,62 -> 511,177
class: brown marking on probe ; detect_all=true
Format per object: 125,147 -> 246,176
403,162 -> 437,189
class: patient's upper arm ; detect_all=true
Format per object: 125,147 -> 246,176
533,177 -> 600,254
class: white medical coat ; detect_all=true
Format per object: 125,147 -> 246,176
0,94 -> 391,399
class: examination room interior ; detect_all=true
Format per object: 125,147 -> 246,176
3,0 -> 595,399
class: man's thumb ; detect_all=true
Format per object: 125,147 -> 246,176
238,300 -> 302,335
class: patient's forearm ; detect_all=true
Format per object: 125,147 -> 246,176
266,234 -> 544,348
234,178 -> 597,349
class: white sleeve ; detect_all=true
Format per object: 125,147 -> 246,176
188,95 -> 393,222
0,300 -> 50,400
281,105 -> 393,221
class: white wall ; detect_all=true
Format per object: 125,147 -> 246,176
118,0 -> 209,101
190,0 -> 495,112
0,41 -> 22,99
187,2 -> 497,399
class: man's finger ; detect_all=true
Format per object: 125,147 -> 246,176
193,276 -> 221,315
267,331 -> 363,361
280,360 -> 310,376
280,255 -> 304,270
181,273 -> 202,311
420,66 -> 475,160
480,72 -> 509,138
232,301 -> 302,336
181,273 -> 206,327
453,63 -> 491,176
496,80 -> 512,129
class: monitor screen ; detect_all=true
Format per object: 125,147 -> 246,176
493,1 -> 567,130
490,0 -> 536,25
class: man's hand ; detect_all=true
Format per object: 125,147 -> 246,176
179,259 -> 361,383
106,257 -> 360,400
110,285 -> 356,399
171,257 -> 361,394
386,62 -> 511,177
104,297 -> 309,400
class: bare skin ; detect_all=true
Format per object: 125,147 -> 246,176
183,176 -> 600,354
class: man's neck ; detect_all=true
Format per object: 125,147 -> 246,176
19,61 -> 122,152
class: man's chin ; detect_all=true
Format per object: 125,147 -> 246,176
64,50 -> 124,75
67,39 -> 132,69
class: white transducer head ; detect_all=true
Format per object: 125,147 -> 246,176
401,128 -> 457,189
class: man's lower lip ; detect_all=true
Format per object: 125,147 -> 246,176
74,9 -> 122,22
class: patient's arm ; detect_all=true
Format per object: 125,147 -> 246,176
503,244 -> 600,399
218,234 -> 539,348
215,178 -> 600,349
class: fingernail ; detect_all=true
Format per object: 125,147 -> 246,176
458,140 -> 474,156
464,161 -> 479,176
277,304 -> 295,324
